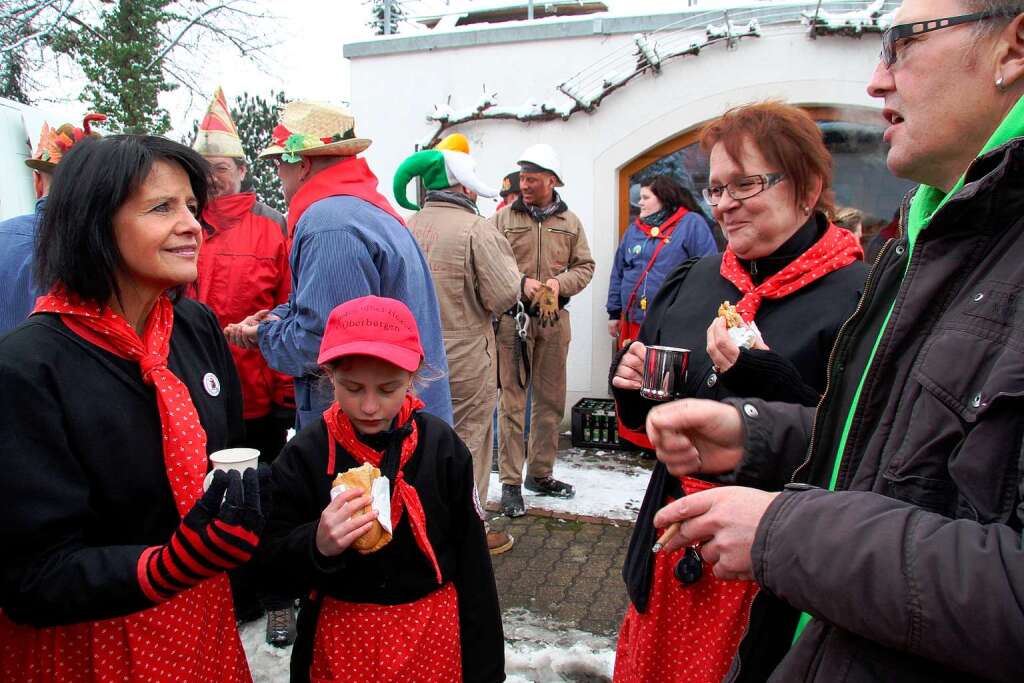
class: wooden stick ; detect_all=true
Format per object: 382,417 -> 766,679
651,522 -> 680,553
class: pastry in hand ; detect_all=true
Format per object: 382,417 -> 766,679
332,463 -> 392,554
717,301 -> 746,329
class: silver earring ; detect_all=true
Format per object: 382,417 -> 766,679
996,76 -> 1006,91
802,206 -> 811,215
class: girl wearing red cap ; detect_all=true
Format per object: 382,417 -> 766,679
259,295 -> 505,683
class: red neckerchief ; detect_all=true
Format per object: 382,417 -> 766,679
202,191 -> 256,235
33,288 -> 207,517
322,394 -> 442,585
634,206 -> 688,238
287,157 -> 406,238
720,223 -> 864,323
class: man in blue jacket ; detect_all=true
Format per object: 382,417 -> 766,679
225,101 -> 452,428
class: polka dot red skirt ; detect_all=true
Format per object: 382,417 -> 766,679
311,583 -> 462,683
613,478 -> 760,683
0,574 -> 249,682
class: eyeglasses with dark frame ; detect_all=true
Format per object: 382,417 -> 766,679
702,173 -> 785,206
880,10 -> 1017,67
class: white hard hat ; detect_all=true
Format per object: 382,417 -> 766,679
517,143 -> 564,187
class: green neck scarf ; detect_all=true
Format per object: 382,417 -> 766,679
907,94 -> 1024,253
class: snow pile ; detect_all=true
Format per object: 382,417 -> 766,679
801,0 -> 894,34
487,448 -> 649,522
706,18 -> 761,40
242,608 -> 617,682
504,609 -> 617,682
240,619 -> 293,683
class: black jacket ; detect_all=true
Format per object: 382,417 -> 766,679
259,411 -> 504,683
737,138 -> 1024,682
0,299 -> 243,626
614,215 -> 866,681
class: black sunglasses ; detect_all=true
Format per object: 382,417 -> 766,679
881,11 -> 1017,66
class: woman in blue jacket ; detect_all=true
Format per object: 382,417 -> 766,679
607,175 -> 717,348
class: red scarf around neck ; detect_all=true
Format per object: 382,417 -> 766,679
322,394 -> 442,584
634,206 -> 688,238
33,288 -> 207,517
287,157 -> 406,237
202,191 -> 256,235
720,223 -> 863,323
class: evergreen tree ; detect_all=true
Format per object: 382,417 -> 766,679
53,0 -> 176,133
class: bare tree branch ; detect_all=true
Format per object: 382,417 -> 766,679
145,2 -> 233,69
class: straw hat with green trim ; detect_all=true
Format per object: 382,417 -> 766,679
259,100 -> 371,161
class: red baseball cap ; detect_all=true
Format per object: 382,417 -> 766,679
317,296 -> 424,371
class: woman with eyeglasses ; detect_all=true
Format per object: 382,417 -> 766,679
606,175 -> 718,350
610,102 -> 866,683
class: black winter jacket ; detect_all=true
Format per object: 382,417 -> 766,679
258,411 -> 505,683
614,215 -> 866,681
736,138 -> 1024,682
0,299 -> 243,626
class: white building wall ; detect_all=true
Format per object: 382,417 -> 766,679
348,25 -> 885,412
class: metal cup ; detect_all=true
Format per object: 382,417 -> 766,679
640,345 -> 689,401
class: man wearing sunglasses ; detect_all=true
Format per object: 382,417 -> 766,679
645,1 -> 1024,681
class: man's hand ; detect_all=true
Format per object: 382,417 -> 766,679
545,278 -> 561,300
523,278 -> 543,300
653,486 -> 779,580
608,320 -> 620,339
646,399 -> 744,476
611,341 -> 646,390
224,309 -> 279,349
533,284 -> 559,327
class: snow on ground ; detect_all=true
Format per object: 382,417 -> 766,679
487,446 -> 650,522
242,608 -> 615,682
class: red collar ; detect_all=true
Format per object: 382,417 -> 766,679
202,192 -> 256,235
635,206 -> 688,238
287,157 -> 405,237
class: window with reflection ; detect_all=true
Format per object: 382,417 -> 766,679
624,110 -> 916,248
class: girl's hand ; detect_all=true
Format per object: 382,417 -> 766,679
315,488 -> 378,557
612,341 -> 646,390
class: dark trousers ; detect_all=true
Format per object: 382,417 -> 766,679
231,412 -> 293,618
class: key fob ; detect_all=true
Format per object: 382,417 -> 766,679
674,546 -> 703,585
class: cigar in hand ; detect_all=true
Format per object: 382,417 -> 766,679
651,521 -> 681,553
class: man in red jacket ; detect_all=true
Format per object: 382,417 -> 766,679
188,87 -> 296,645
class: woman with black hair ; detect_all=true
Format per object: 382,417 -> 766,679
0,135 -> 264,681
607,174 -> 718,349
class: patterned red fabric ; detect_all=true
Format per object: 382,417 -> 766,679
613,477 -> 759,683
0,575 -> 249,683
719,223 -> 863,323
2,289 -> 249,682
322,394 -> 443,584
34,288 -> 206,517
286,156 -> 406,237
310,584 -> 461,683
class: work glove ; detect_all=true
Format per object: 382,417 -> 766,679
532,284 -> 560,328
136,465 -> 271,603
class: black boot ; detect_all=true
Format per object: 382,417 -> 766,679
501,484 -> 526,518
524,475 -> 575,498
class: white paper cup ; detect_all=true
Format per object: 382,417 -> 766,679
203,447 -> 260,490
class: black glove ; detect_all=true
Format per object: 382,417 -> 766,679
136,467 -> 267,603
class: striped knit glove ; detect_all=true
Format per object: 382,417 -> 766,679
136,466 -> 268,603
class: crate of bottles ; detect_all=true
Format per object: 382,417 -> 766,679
571,398 -> 635,450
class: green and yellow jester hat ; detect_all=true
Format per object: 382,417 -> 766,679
393,134 -> 497,210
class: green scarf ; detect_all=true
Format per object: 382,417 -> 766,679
793,94 -> 1024,643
